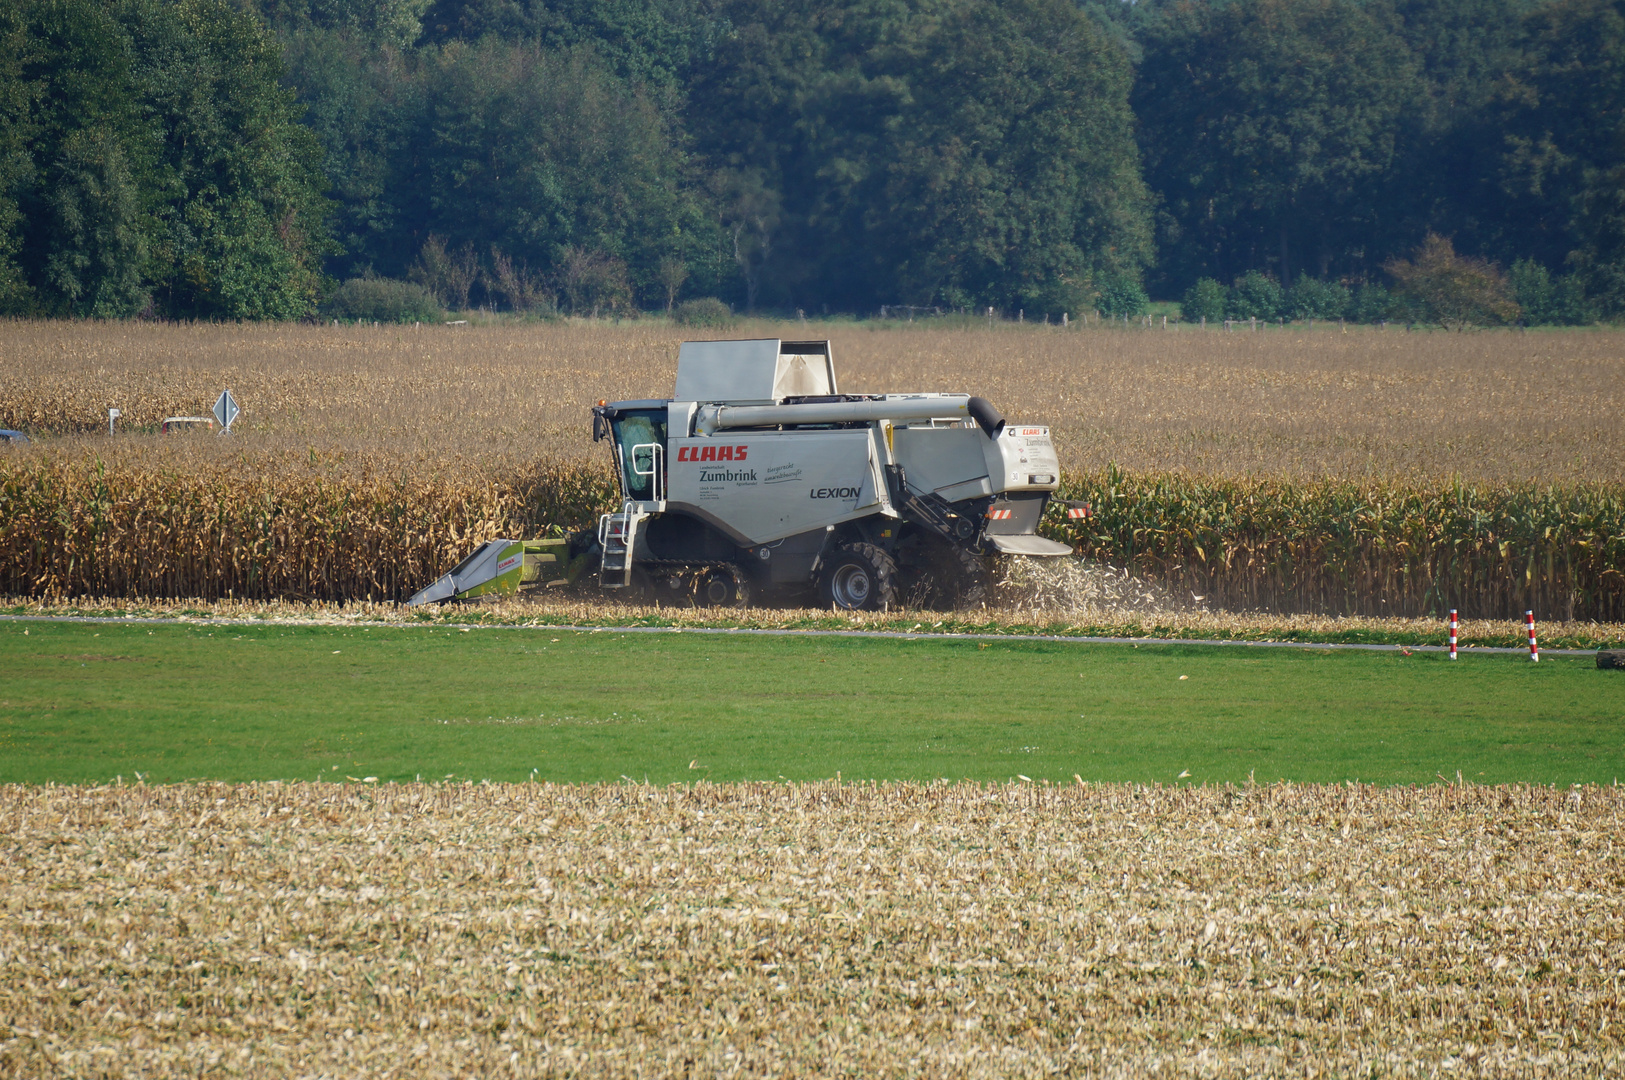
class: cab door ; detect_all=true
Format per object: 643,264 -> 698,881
609,409 -> 668,502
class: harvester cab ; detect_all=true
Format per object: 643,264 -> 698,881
409,338 -> 1074,610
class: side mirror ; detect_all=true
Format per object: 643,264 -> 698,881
592,410 -> 610,442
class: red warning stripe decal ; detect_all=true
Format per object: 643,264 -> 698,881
1066,506 -> 1091,519
986,508 -> 1012,520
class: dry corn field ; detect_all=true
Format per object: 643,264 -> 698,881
1,781 -> 1622,1077
2,319 -> 1623,617
4,319 -> 1624,482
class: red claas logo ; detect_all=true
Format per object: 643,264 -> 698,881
677,445 -> 748,462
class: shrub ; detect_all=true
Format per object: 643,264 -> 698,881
1227,271 -> 1285,320
1385,234 -> 1519,329
1350,283 -> 1396,323
560,248 -> 633,317
673,297 -> 736,327
1095,271 -> 1149,318
1023,276 -> 1093,321
1180,278 -> 1227,323
1509,259 -> 1594,326
323,278 -> 442,323
1287,274 -> 1351,320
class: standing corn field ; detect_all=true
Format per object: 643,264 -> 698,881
4,448 -> 1622,618
0,445 -> 612,602
1,320 -> 1622,615
1058,467 -> 1625,620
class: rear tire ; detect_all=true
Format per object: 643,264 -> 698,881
819,543 -> 898,611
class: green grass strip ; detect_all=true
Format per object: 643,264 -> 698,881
3,620 -> 1620,786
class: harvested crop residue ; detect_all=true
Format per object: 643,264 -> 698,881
2,781 -> 1621,1076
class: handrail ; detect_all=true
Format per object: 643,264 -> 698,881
629,441 -> 664,501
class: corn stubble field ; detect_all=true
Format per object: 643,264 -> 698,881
2,781 -> 1622,1077
2,319 -> 1625,618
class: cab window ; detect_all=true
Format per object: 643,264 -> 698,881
611,410 -> 667,501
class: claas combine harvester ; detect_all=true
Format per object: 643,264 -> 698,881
409,338 -> 1082,610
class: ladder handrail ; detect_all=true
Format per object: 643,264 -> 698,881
617,501 -> 641,585
629,441 -> 664,501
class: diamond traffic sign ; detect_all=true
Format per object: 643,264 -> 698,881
212,389 -> 240,433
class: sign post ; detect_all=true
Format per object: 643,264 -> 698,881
212,389 -> 240,434
107,408 -> 120,435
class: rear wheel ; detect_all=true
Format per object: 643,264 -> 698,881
819,543 -> 898,611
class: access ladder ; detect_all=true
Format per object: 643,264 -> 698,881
597,501 -> 648,588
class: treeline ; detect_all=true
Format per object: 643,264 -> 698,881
0,0 -> 330,319
0,0 -> 1621,322
1126,0 -> 1624,322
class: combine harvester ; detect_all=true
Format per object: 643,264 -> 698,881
410,338 -> 1080,610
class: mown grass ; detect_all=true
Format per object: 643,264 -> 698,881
3,619 -> 1620,786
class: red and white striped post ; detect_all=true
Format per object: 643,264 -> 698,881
1525,610 -> 1539,663
1448,609 -> 1458,660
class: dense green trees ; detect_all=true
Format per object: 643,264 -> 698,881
4,0 -> 1622,320
1136,0 -> 1415,289
688,0 -> 1150,314
1135,0 -> 1624,318
265,0 -> 1151,315
1,0 -> 330,319
283,30 -> 722,309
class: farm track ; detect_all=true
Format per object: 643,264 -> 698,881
0,611 -> 1605,655
2,781 -> 1621,1077
5,595 -> 1623,650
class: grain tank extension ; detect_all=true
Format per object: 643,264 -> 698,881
409,338 -> 1078,610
